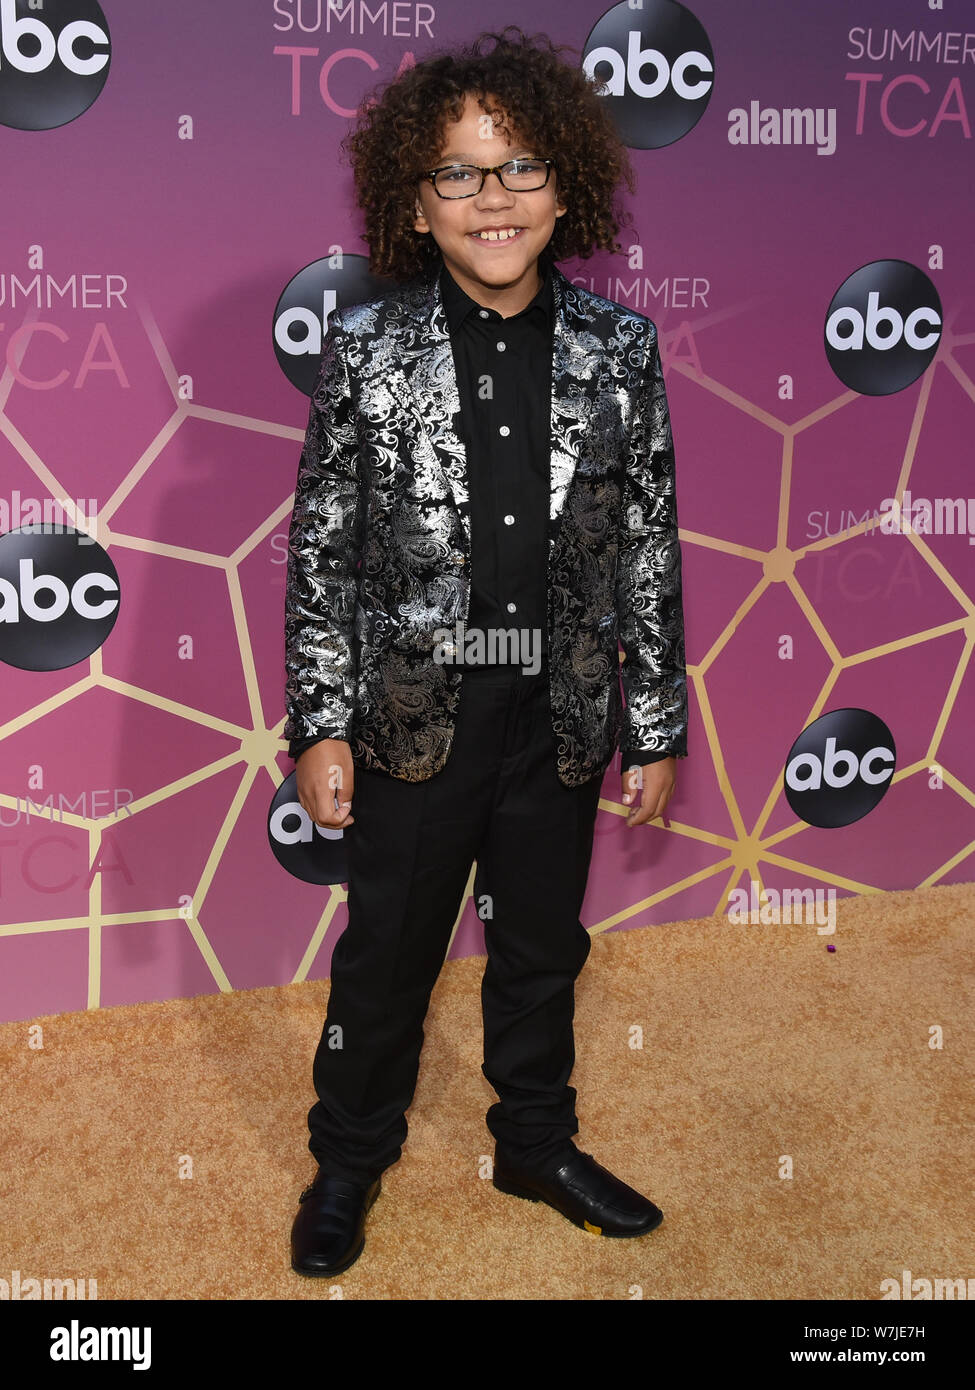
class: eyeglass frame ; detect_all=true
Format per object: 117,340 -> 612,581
417,157 -> 557,200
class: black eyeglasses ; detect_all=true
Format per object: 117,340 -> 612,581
417,158 -> 556,199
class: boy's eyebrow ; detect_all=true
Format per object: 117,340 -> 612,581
437,146 -> 537,162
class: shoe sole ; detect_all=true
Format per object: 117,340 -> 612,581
291,1234 -> 365,1278
290,1185 -> 381,1277
492,1173 -> 663,1238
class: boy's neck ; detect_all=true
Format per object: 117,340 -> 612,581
439,257 -> 545,319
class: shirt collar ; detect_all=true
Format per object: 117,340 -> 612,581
439,254 -> 553,333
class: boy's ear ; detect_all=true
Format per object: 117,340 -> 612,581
413,196 -> 430,235
554,172 -> 568,218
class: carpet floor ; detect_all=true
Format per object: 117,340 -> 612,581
2,881 -> 972,1300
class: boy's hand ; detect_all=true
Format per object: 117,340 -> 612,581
295,739 -> 355,829
621,757 -> 677,827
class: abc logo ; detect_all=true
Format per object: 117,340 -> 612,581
824,260 -> 942,396
0,526 -> 119,671
273,255 -> 391,398
784,709 -> 896,829
582,0 -> 714,149
0,0 -> 111,131
268,771 -> 349,885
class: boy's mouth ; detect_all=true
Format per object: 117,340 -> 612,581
467,227 -> 525,244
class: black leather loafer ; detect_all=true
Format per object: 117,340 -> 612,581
290,1171 -> 382,1276
492,1148 -> 663,1237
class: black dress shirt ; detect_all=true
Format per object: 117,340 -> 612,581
288,253 -> 667,771
439,254 -> 551,670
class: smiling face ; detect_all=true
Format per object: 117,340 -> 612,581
412,92 -> 567,316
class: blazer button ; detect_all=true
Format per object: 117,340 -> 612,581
451,552 -> 465,565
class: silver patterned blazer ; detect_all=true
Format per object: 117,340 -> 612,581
284,258 -> 687,788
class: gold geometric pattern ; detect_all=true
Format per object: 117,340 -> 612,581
0,293 -> 972,1010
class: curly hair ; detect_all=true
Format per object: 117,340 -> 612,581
339,25 -> 637,282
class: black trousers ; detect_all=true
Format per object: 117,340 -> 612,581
306,660 -> 605,1184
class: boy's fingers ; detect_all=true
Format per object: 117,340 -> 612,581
621,772 -> 640,804
304,795 -> 350,828
315,812 -> 354,829
624,785 -> 673,826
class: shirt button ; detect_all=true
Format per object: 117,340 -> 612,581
499,425 -> 510,437
496,341 -> 506,352
504,515 -> 515,525
506,602 -> 517,614
479,310 -> 489,319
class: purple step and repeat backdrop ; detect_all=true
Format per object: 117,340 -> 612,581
1,0 -> 973,1025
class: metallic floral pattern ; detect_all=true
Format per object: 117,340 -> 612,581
284,262 -> 687,786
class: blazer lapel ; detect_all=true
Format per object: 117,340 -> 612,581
393,270 -> 472,547
549,266 -> 603,548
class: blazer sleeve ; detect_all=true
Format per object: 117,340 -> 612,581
615,321 -> 688,760
283,316 -> 365,752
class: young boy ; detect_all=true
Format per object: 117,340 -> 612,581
285,26 -> 686,1277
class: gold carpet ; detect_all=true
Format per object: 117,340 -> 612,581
2,881 -> 972,1301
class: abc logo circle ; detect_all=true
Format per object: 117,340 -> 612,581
268,770 -> 349,885
0,526 -> 119,671
0,0 -> 111,132
582,0 -> 714,149
784,709 -> 896,829
273,255 -> 390,397
824,260 -> 942,396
